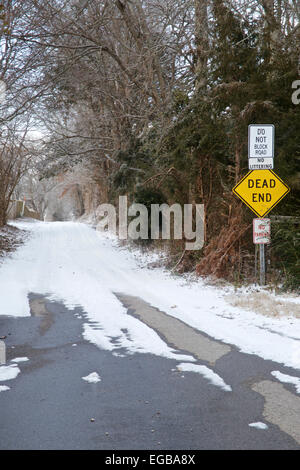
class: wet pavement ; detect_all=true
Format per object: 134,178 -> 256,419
0,293 -> 299,450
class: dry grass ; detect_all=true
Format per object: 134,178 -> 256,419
226,291 -> 300,319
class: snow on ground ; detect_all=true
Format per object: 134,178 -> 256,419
0,364 -> 20,381
82,372 -> 101,383
249,422 -> 269,430
271,371 -> 300,393
0,220 -> 300,370
0,385 -> 10,392
11,357 -> 29,363
176,363 -> 232,392
226,291 -> 300,319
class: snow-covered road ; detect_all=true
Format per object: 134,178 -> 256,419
0,219 -> 299,370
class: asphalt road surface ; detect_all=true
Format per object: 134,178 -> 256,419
0,293 -> 299,450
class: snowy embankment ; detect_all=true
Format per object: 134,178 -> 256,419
0,220 -> 299,370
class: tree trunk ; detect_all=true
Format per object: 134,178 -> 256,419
261,0 -> 280,64
194,0 -> 209,90
0,201 -> 7,227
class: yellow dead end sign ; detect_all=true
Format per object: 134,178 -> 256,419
232,169 -> 290,217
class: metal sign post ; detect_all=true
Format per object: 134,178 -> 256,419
254,244 -> 258,283
248,125 -> 274,285
259,244 -> 266,286
253,218 -> 270,286
232,124 -> 290,286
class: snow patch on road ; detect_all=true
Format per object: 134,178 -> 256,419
82,323 -> 195,362
0,364 -> 20,381
249,422 -> 269,430
82,372 -> 101,383
176,363 -> 232,392
0,385 -> 10,392
249,421 -> 269,429
11,357 -> 29,363
271,371 -> 300,393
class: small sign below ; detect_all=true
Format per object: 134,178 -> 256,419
248,124 -> 274,169
253,218 -> 271,244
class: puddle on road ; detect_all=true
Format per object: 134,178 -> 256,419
115,293 -> 231,365
29,296 -> 54,335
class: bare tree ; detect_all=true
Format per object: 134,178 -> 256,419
20,1 -> 195,177
0,119 -> 35,225
0,1 -> 53,225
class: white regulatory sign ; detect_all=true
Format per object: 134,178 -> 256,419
253,218 -> 271,244
248,124 -> 274,170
